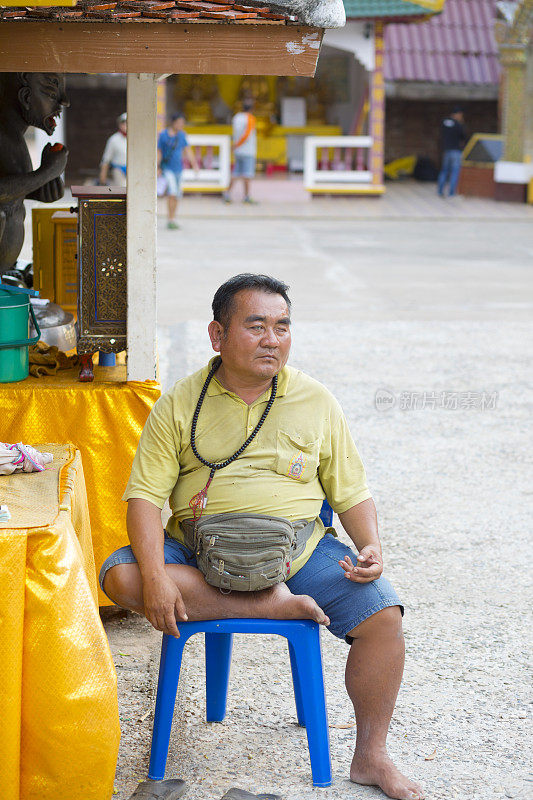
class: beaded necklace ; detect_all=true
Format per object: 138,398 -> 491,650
189,355 -> 278,520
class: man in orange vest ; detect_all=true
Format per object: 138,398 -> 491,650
223,99 -> 257,204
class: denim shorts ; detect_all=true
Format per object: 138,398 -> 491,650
162,168 -> 183,197
99,532 -> 402,643
233,154 -> 256,178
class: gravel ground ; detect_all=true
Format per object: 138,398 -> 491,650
103,208 -> 532,800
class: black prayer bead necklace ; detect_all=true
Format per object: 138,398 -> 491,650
189,355 -> 278,520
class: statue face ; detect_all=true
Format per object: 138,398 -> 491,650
19,73 -> 69,135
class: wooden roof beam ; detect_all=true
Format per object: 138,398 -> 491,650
0,21 -> 323,76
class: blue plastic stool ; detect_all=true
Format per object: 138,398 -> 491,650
98,351 -> 116,366
319,498 -> 333,527
148,618 -> 332,787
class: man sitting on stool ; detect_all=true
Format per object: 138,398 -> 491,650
100,274 -> 424,800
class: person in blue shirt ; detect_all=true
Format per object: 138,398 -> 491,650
158,112 -> 199,230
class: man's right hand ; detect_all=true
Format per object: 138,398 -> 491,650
142,573 -> 188,637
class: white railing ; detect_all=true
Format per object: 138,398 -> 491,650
182,134 -> 231,193
304,136 -> 373,193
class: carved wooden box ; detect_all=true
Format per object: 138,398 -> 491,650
72,187 -> 127,356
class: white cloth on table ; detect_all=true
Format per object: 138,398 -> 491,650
0,443 -> 53,475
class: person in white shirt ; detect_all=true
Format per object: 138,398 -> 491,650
99,113 -> 127,187
223,99 -> 257,204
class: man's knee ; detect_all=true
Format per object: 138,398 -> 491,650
347,605 -> 403,642
102,562 -> 141,608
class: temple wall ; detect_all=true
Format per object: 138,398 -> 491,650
322,46 -> 368,133
384,98 -> 499,167
64,75 -> 127,185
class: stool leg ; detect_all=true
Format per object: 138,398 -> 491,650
289,628 -> 332,787
287,640 -> 305,726
148,633 -> 186,780
205,632 -> 233,722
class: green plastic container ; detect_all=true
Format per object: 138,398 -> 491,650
0,285 -> 41,383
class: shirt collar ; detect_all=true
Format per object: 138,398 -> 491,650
202,356 -> 289,400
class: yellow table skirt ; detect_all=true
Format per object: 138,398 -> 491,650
0,444 -> 120,800
0,366 -> 161,604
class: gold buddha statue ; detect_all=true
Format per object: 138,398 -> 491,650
278,76 -> 326,125
175,75 -> 216,125
236,76 -> 275,131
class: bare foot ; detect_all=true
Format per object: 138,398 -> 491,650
350,752 -> 424,800
262,583 -> 330,626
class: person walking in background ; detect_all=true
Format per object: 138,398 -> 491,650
99,113 -> 127,187
158,112 -> 199,231
437,106 -> 466,198
223,99 -> 257,204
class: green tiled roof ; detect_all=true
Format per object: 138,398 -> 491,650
343,0 -> 433,18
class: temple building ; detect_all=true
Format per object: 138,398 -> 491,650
61,0 -> 445,193
384,0 -> 500,166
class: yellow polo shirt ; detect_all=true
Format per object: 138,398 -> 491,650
123,358 -> 372,576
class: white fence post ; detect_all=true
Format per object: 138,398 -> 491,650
304,136 -> 374,194
182,134 -> 231,193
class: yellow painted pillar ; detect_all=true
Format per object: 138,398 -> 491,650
496,0 -> 533,163
500,44 -> 528,162
157,77 -> 167,134
369,20 -> 385,192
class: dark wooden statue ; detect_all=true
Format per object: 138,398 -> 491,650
0,72 -> 69,275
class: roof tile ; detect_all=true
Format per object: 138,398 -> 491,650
385,0 -> 500,85
2,0 -> 297,24
344,0 -> 439,18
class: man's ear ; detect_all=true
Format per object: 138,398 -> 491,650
208,320 -> 224,352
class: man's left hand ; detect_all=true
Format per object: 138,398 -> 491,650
339,546 -> 383,583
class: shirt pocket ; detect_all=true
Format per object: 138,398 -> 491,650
275,430 -> 320,483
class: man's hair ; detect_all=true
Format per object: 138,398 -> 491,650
212,274 -> 291,330
242,99 -> 254,112
171,111 -> 185,122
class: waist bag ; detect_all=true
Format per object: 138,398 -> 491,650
180,513 -> 315,592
